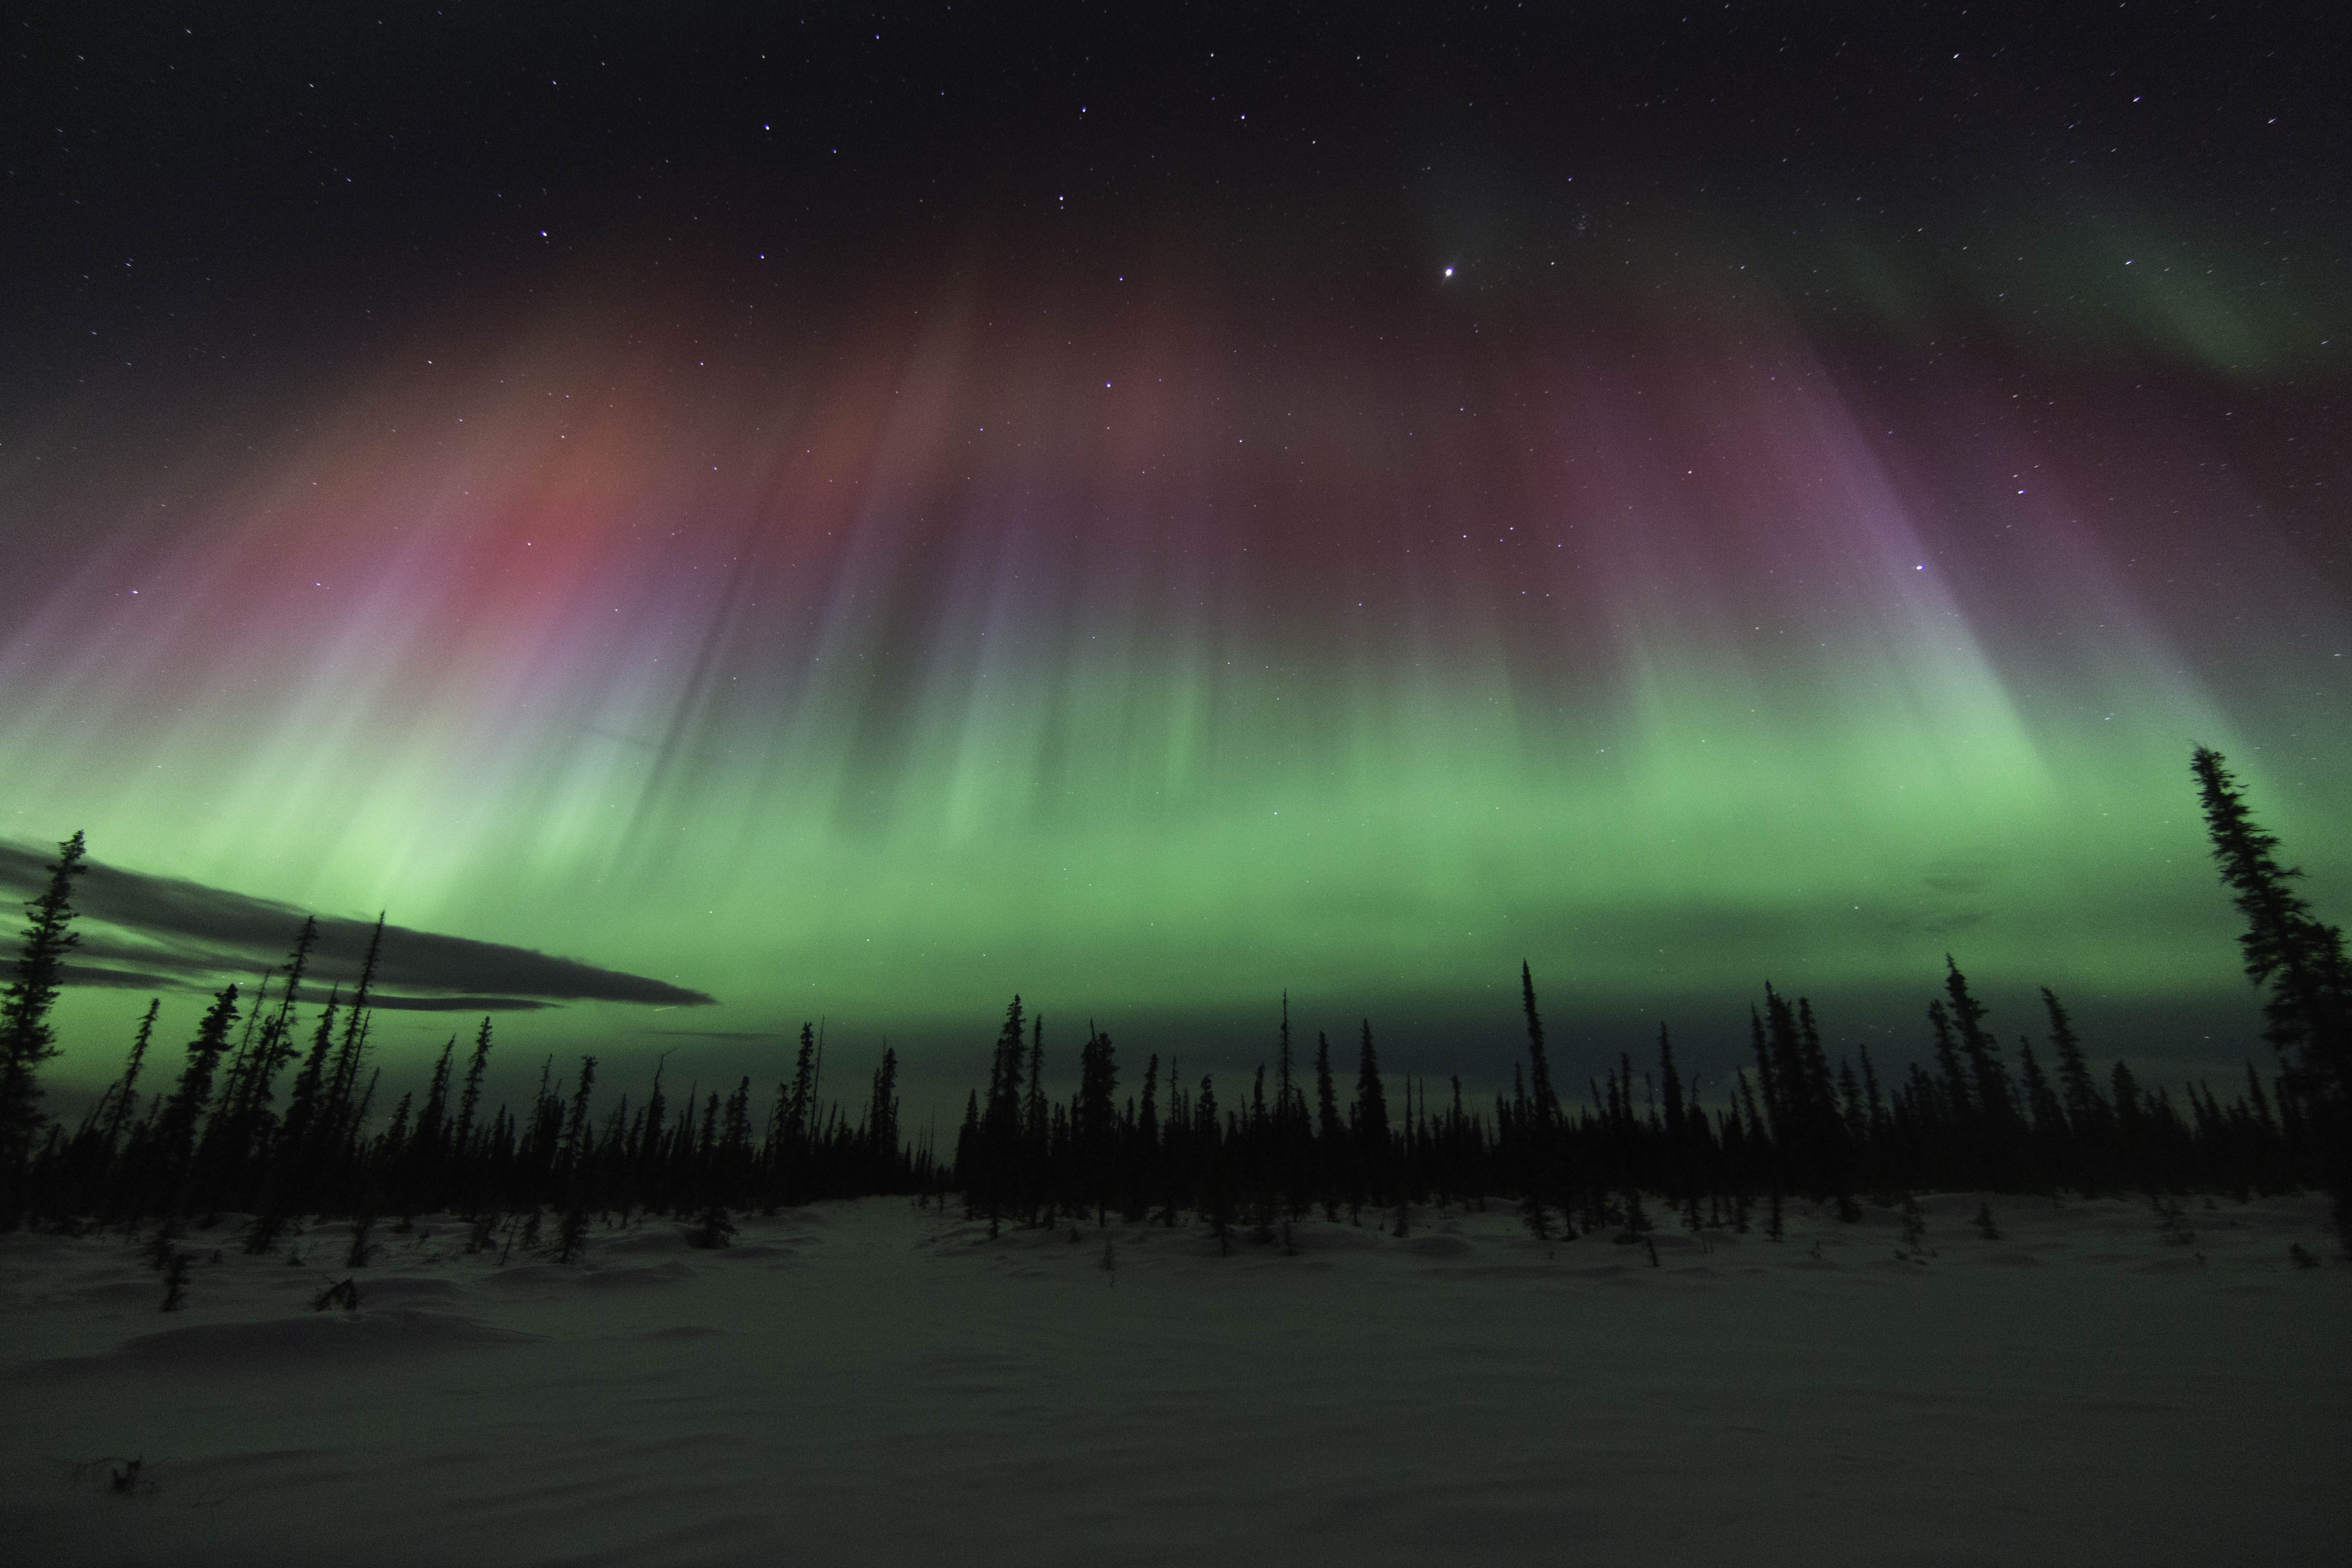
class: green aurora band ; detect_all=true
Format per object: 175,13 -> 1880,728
2,246 -> 2345,1109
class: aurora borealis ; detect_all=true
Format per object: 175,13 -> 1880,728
5,7 -> 2346,1112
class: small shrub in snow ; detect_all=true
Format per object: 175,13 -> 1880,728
688,1205 -> 735,1249
346,1211 -> 376,1269
1895,1195 -> 1933,1262
159,1253 -> 191,1312
144,1218 -> 181,1272
557,1201 -> 590,1263
311,1276 -> 363,1311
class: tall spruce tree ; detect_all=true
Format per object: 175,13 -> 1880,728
155,985 -> 242,1178
868,1047 -> 901,1173
2041,989 -> 2105,1136
453,1016 -> 494,1156
1521,963 -> 1561,1134
2191,748 -> 2350,1103
217,918 -> 317,1152
1943,960 -> 2015,1136
1355,1020 -> 1389,1199
1314,1032 -> 1340,1145
2191,746 -> 2352,1243
101,998 -> 162,1154
324,916 -> 386,1135
0,831 -> 88,1200
978,997 -> 1027,1227
278,985 -> 342,1154
1074,1029 -> 1115,1220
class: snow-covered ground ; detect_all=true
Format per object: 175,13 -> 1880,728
5,1192 -> 2345,1566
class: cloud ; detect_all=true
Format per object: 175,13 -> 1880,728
0,840 -> 713,1011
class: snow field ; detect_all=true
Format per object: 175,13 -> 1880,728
4,1192 -> 2346,1566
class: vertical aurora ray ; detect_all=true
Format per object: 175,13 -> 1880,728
3,248 -> 2344,1084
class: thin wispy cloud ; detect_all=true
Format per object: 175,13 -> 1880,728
0,840 -> 713,1010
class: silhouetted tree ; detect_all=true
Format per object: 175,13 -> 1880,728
454,1016 -> 494,1156
1354,1020 -> 1390,1201
153,985 -> 241,1195
2193,746 -> 2351,1242
100,999 -> 161,1156
0,830 -> 87,1215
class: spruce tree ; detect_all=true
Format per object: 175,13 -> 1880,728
1748,1006 -> 1782,1144
2193,748 -> 2351,1077
325,916 -> 386,1136
101,998 -> 162,1154
211,920 -> 317,1163
2014,1039 -> 2066,1190
154,985 -> 242,1181
1355,1020 -> 1389,1200
1658,1026 -> 1688,1187
1130,1052 -> 1160,1223
416,1037 -> 456,1155
2042,990 -> 2104,1132
2191,746 -> 2352,1243
1314,1032 -> 1340,1144
1921,998 -> 1967,1121
254,918 -> 318,1104
453,1016 -> 494,1156
1136,1052 -> 1159,1153
1944,960 -> 2016,1142
1521,963 -> 1561,1133
868,1046 -> 901,1180
979,997 -> 1027,1229
1024,1015 -> 1048,1178
1074,1030 -> 1114,1221
281,985 -> 342,1149
559,1056 -> 598,1171
0,831 -> 88,1202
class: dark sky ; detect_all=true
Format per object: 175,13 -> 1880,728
12,4 -> 2343,380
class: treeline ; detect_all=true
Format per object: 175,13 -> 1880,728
0,746 -> 2342,1253
3,894 -> 931,1241
947,961 -> 2322,1250
944,746 -> 2342,1249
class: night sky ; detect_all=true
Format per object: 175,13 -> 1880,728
5,4 -> 2347,1115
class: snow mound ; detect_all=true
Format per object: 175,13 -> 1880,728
600,1228 -> 690,1255
66,1279 -> 170,1307
576,1260 -> 698,1289
1282,1224 -> 1382,1253
352,1274 -> 469,1303
38,1308 -> 541,1372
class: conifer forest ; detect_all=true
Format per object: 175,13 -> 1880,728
6,749 -> 2343,1258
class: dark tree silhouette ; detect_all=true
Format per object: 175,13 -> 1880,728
0,830 -> 87,1215
98,999 -> 161,1155
2192,746 -> 2351,1244
154,985 -> 242,1179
